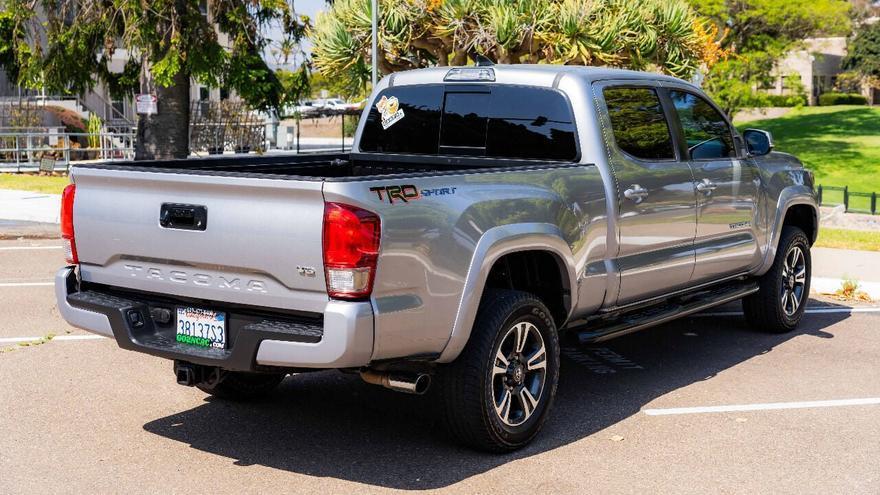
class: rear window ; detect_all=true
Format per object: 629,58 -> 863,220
359,84 -> 578,161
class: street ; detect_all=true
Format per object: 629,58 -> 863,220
1,238 -> 878,494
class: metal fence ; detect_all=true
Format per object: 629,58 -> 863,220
0,128 -> 136,172
818,185 -> 878,215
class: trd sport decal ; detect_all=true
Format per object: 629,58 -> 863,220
369,185 -> 458,204
370,185 -> 420,204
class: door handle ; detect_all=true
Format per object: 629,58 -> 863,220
624,185 -> 649,203
696,179 -> 717,195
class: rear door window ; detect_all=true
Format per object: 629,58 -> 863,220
360,84 -> 577,162
668,90 -> 735,160
603,87 -> 675,161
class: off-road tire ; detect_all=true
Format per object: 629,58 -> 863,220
197,371 -> 286,400
743,226 -> 811,333
437,290 -> 561,453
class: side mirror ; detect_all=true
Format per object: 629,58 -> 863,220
743,129 -> 774,157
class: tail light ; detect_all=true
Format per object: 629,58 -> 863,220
323,202 -> 380,299
60,183 -> 78,264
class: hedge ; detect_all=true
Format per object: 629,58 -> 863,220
818,92 -> 868,106
763,94 -> 808,107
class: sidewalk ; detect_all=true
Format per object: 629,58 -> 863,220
0,189 -> 60,224
811,247 -> 880,299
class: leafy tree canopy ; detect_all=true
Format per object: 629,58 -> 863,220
0,0 -> 309,110
311,0 -> 721,89
843,22 -> 880,83
688,0 -> 852,115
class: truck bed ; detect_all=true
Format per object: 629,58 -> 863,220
72,152 -> 480,180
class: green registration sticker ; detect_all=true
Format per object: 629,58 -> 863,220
176,333 -> 212,347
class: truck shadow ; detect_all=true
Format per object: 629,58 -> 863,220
143,300 -> 845,490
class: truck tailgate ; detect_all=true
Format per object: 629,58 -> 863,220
71,167 -> 328,313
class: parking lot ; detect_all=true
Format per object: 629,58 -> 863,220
1,238 -> 879,494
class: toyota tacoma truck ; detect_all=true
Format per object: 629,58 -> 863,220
56,64 -> 817,452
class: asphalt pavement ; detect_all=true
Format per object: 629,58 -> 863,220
1,239 -> 879,494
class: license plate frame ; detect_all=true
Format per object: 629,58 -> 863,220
175,307 -> 227,349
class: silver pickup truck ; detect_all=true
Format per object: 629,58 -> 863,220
56,64 -> 818,452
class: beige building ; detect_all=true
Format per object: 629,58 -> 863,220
764,32 -> 879,105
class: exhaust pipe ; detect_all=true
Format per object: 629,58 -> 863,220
360,370 -> 431,395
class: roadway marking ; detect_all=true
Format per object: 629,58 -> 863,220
0,335 -> 106,344
0,282 -> 54,287
0,246 -> 61,251
644,397 -> 880,416
693,307 -> 880,317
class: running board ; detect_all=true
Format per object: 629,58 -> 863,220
571,280 -> 760,344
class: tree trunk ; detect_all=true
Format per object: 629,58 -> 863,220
135,68 -> 190,160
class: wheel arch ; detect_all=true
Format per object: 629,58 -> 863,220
756,185 -> 819,276
436,223 -> 577,363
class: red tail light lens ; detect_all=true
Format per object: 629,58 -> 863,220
323,202 -> 380,299
60,183 -> 78,264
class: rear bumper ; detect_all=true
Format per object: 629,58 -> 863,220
55,267 -> 374,371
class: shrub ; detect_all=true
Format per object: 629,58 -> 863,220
818,92 -> 868,106
763,94 -> 808,107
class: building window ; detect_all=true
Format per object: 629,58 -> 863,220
199,87 -> 209,101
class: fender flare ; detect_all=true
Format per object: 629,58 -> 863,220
436,223 -> 577,363
756,184 -> 818,276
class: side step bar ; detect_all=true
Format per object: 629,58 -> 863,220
571,280 -> 759,344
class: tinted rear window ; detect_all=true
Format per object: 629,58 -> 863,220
359,84 -> 577,161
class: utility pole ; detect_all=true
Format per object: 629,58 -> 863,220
371,0 -> 378,89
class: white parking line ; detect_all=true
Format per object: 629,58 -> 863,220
693,307 -> 880,317
0,335 -> 106,344
644,398 -> 880,416
0,246 -> 61,251
0,282 -> 54,287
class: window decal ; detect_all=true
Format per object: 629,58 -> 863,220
376,95 -> 405,130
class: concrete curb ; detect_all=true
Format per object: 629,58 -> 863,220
0,221 -> 59,240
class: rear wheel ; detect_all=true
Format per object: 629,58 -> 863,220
437,290 -> 560,452
196,371 -> 286,401
743,226 -> 811,333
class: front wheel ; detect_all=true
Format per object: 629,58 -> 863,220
743,226 -> 811,333
437,290 -> 560,452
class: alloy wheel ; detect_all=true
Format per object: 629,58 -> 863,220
491,321 -> 548,427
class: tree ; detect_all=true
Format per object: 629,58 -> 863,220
0,0 -> 310,160
311,0 -> 717,88
843,22 -> 880,88
689,0 -> 851,115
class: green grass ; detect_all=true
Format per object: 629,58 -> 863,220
736,106 -> 880,194
815,227 -> 880,252
0,173 -> 69,195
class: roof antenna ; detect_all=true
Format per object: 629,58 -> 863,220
473,54 -> 495,67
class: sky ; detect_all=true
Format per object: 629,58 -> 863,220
265,0 -> 328,68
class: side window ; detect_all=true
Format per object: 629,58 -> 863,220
359,86 -> 443,154
603,87 -> 675,160
486,86 -> 578,161
669,90 -> 735,160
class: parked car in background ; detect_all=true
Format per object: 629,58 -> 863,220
313,98 -> 349,115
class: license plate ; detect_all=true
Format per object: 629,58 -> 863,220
176,307 -> 226,349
